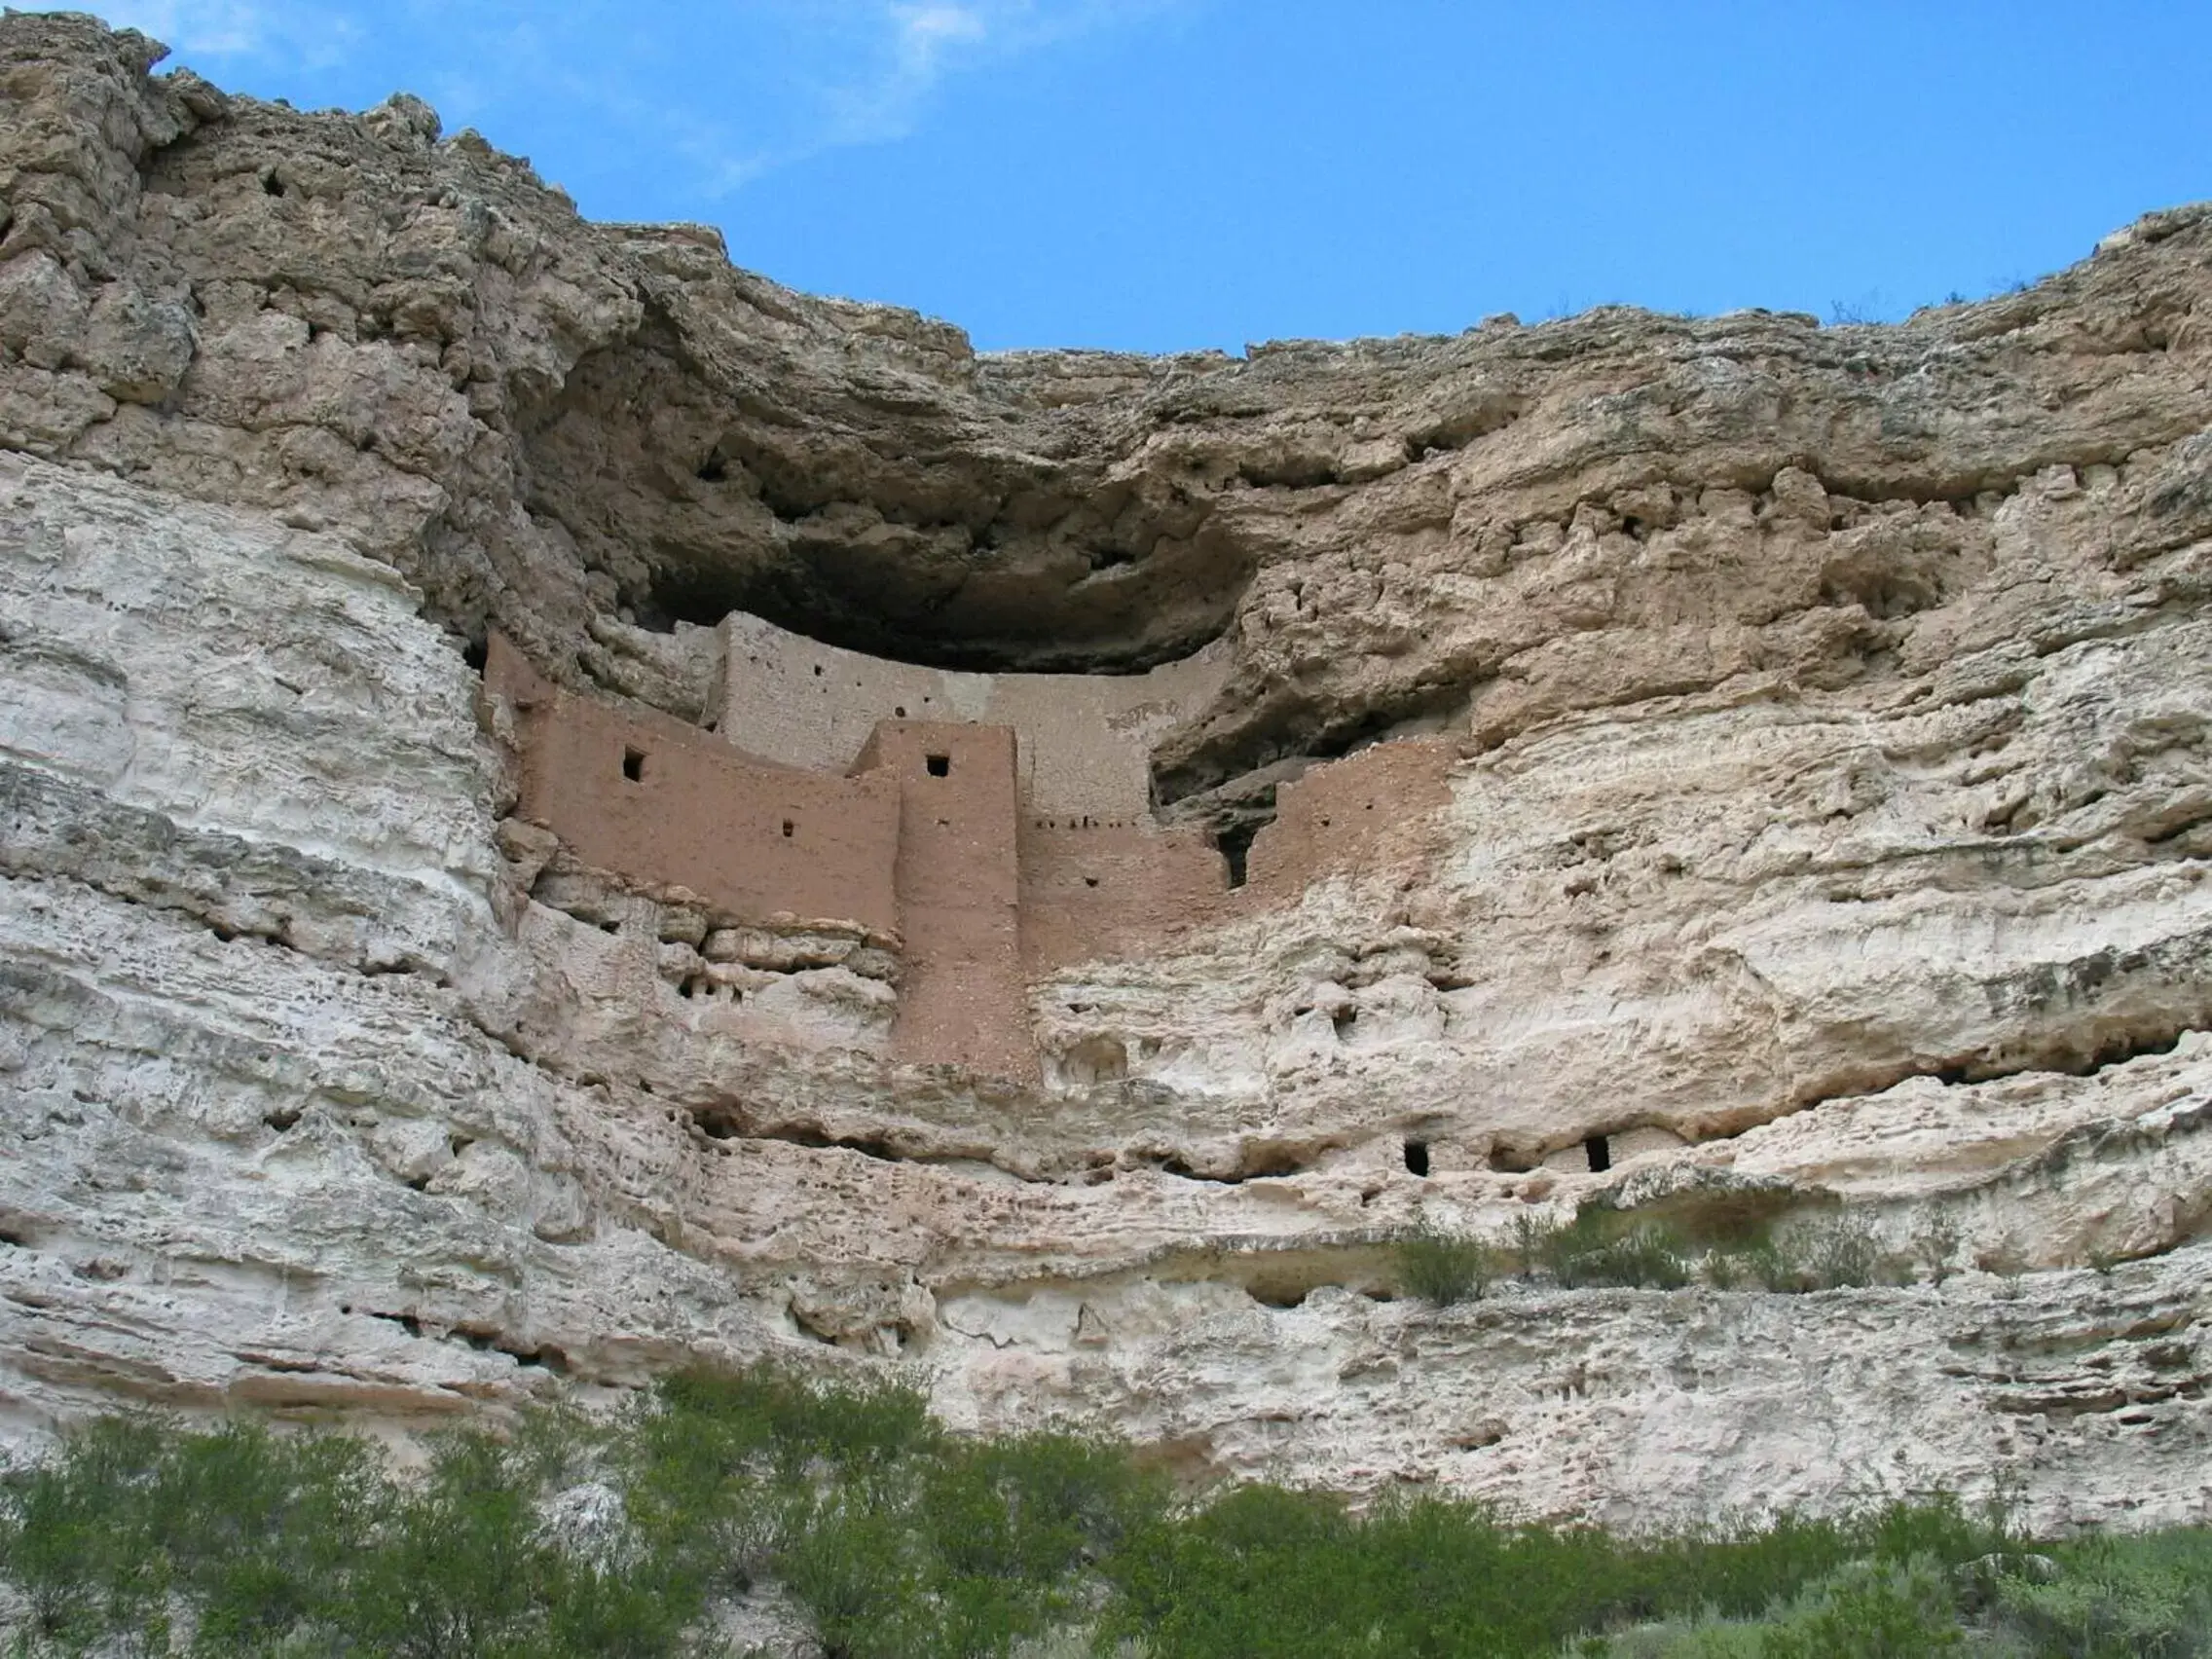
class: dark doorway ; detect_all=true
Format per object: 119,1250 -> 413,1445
1403,1139 -> 1430,1177
1584,1134 -> 1611,1173
1216,822 -> 1258,889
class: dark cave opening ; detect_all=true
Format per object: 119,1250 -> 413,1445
1154,679 -> 1472,811
634,561 -> 761,635
625,547 -> 1238,676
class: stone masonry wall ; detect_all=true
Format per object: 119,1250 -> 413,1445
488,635 -> 903,937
715,611 -> 1233,820
854,720 -> 1036,1081
1243,739 -> 1459,899
1018,822 -> 1231,974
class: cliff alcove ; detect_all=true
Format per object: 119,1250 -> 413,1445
8,10 -> 2212,1537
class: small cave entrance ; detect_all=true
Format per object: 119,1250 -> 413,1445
1584,1134 -> 1611,1173
1403,1139 -> 1430,1177
926,754 -> 950,777
687,1101 -> 747,1141
622,746 -> 646,783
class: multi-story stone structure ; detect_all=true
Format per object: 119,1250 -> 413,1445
486,617 -> 1454,1082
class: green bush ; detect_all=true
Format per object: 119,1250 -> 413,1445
1988,1527 -> 2212,1657
1505,1203 -> 1910,1297
1715,1215 -> 1903,1295
1393,1226 -> 1495,1305
626,1366 -> 1162,1659
0,1412 -> 704,1659
1518,1209 -> 1694,1290
1585,1555 -> 1965,1657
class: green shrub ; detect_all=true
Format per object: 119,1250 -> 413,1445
0,1368 -> 2193,1659
1988,1526 -> 2212,1658
1798,1216 -> 1895,1290
1393,1226 -> 1495,1305
1585,1556 -> 1964,1657
1726,1215 -> 1899,1294
1526,1209 -> 1694,1290
1756,1554 -> 1966,1656
0,1414 -> 704,1659
1913,1216 -> 1963,1285
1703,1250 -> 1747,1290
1582,1224 -> 1695,1291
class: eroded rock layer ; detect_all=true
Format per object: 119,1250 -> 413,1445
7,13 -> 2212,1530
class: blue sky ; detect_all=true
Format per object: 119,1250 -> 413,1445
78,1 -> 2212,353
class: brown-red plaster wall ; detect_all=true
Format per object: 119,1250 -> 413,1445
1018,823 -> 1230,975
1019,739 -> 1459,974
853,721 -> 1038,1082
487,635 -> 903,936
1244,739 -> 1457,900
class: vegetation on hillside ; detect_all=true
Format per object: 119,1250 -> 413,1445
2,1366 -> 2204,1657
1387,1202 -> 1976,1304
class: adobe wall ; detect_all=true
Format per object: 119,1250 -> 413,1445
714,610 -> 1233,820
1019,738 -> 1459,973
855,720 -> 1037,1081
1243,739 -> 1458,900
1018,822 -> 1231,975
486,635 -> 903,937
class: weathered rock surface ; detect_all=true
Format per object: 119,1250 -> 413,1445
7,12 -> 2212,1532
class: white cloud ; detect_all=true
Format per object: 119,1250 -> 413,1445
75,0 -> 1179,203
428,0 -> 1177,201
85,0 -> 362,70
758,0 -> 1176,185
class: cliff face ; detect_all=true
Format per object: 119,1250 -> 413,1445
8,13 -> 2212,1530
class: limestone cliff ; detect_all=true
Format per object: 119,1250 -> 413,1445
7,13 -> 2212,1531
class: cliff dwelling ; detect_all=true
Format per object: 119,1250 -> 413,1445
487,612 -> 1456,1081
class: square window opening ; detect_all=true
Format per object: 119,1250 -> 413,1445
926,754 -> 950,777
781,819 -> 794,838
